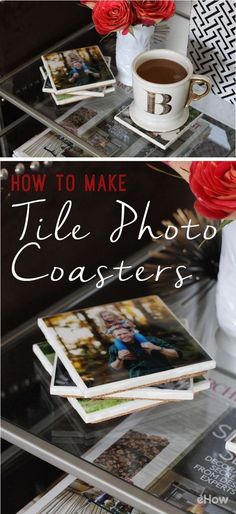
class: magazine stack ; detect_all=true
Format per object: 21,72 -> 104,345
35,294 -> 215,423
18,369 -> 236,513
40,46 -> 116,106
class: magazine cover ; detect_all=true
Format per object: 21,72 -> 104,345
17,474 -> 137,514
13,89 -> 211,159
84,370 -> 236,513
38,295 -> 215,397
12,90 -> 129,158
42,46 -> 116,93
13,130 -> 90,158
149,408 -> 236,513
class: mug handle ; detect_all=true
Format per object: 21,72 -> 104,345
185,75 -> 212,107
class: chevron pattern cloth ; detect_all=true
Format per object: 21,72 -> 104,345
188,0 -> 235,104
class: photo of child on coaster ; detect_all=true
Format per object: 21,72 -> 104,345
43,46 -> 114,91
67,51 -> 100,85
99,309 -> 180,379
44,296 -> 211,388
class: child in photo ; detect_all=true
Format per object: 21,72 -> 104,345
99,310 -> 151,351
68,53 -> 100,84
108,326 -> 180,378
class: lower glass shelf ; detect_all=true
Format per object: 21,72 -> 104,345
2,244 -> 236,514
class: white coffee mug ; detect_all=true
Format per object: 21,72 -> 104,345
130,49 -> 211,132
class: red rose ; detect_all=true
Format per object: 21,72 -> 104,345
132,0 -> 176,24
92,1 -> 134,35
189,162 -> 236,219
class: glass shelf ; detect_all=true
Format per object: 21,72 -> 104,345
0,24 -> 235,158
2,243 -> 236,514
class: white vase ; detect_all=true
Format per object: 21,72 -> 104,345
116,24 -> 155,86
215,221 -> 236,374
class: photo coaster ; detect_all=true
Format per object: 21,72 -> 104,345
38,294 -> 215,398
33,343 -> 167,424
41,46 -> 115,94
33,341 -> 195,401
33,342 -> 210,424
39,56 -> 115,106
50,352 -> 195,401
114,105 -> 203,150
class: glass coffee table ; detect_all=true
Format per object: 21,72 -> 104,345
2,242 -> 235,514
0,24 -> 235,158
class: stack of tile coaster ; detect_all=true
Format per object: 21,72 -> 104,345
34,294 -> 214,423
40,45 -> 115,106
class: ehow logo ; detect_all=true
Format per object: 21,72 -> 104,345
197,494 -> 229,505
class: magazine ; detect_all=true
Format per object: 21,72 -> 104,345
13,87 -> 210,158
42,46 -> 116,93
34,341 -> 200,400
149,410 -> 236,513
38,295 -> 215,398
13,114 -> 210,159
33,342 -> 169,424
84,370 -> 236,513
13,116 -> 210,159
115,105 -> 203,150
13,89 -> 131,158
16,475 -> 74,514
17,474 -> 138,514
16,372 -> 236,514
13,130 -> 90,158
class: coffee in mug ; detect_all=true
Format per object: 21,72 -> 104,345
130,49 -> 211,132
137,59 -> 188,84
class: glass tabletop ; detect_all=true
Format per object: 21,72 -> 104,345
2,244 -> 236,514
0,24 -> 235,158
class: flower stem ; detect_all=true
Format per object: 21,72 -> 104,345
146,163 -> 184,179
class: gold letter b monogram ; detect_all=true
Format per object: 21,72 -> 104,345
146,92 -> 172,115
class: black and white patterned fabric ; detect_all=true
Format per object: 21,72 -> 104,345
188,0 -> 235,104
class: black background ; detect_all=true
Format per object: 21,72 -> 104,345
0,1 -> 92,76
1,161 -> 194,514
0,5 -> 194,514
2,161 -> 194,334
